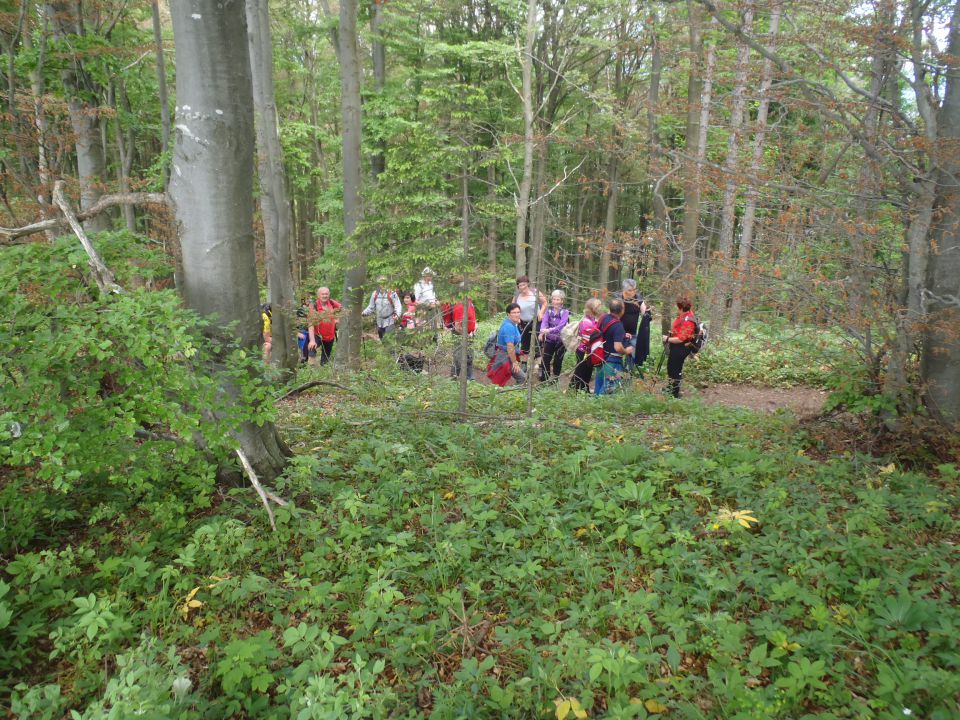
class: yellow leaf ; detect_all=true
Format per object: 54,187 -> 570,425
185,587 -> 200,603
571,418 -> 582,427
615,435 -> 624,444
629,698 -> 643,705
878,463 -> 895,475
555,699 -> 571,720
644,699 -> 668,713
443,491 -> 456,500
569,698 -> 588,718
575,528 -> 588,537
187,599 -> 203,609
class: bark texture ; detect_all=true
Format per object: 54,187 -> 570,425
168,0 -> 288,480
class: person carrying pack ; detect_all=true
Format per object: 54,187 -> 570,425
593,297 -> 634,396
663,296 -> 699,398
569,298 -> 602,392
361,276 -> 403,339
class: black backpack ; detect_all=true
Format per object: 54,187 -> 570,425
684,314 -> 708,353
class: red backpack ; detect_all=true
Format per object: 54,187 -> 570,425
589,316 -> 619,366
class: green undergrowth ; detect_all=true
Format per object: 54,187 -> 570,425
694,319 -> 857,389
4,363 -> 958,719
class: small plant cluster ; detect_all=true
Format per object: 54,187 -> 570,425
4,356 -> 958,718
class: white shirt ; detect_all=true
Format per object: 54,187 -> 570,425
414,280 -> 437,306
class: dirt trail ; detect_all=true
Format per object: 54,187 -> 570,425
691,383 -> 828,418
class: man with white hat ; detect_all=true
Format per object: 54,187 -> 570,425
414,267 -> 438,307
361,276 -> 402,339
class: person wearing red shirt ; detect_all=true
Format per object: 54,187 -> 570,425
308,286 -> 341,365
451,295 -> 477,380
663,296 -> 697,398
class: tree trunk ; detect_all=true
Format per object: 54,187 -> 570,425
528,141 -> 547,288
486,163 -> 498,313
247,0 -> 297,373
679,0 -> 706,292
337,0 -> 367,369
514,0 -> 536,278
458,167 -> 470,414
370,0 -> 386,180
707,2 -> 752,333
921,0 -> 960,426
168,0 -> 288,481
108,82 -> 137,233
49,1 -> 110,233
151,0 -> 171,189
22,1 -> 55,235
599,157 -> 619,294
730,2 -> 780,330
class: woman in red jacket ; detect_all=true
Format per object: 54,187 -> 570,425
663,296 -> 697,398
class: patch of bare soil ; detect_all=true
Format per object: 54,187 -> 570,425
692,383 -> 828,418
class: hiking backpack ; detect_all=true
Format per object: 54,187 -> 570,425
483,332 -> 499,359
589,316 -> 619,366
684,314 -> 708,353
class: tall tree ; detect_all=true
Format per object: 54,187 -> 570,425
337,0 -> 367,368
247,0 -> 297,372
168,0 -> 289,480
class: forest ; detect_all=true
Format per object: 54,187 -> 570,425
1,0 -> 958,717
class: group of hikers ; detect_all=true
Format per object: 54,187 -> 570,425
262,268 -> 703,398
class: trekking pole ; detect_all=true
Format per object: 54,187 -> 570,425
654,341 -> 667,376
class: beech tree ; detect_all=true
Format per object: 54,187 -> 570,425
168,0 -> 289,479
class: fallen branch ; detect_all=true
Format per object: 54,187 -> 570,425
235,447 -> 278,532
52,181 -> 123,295
1,189 -> 168,243
277,379 -> 356,401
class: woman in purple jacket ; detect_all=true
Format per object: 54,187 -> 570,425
538,290 -> 570,383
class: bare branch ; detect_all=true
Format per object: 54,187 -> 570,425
51,181 -> 123,295
0,190 -> 168,243
236,447 -> 277,532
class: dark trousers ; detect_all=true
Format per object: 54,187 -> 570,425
667,343 -> 691,398
319,339 -> 335,364
539,339 -> 565,381
570,350 -> 594,392
519,320 -> 534,358
451,342 -> 475,379
636,314 -> 651,366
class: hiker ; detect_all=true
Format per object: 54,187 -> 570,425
400,292 -> 419,329
594,297 -> 634,396
414,267 -> 438,307
450,293 -> 477,380
260,303 -> 272,363
663,296 -> 697,398
486,303 -> 526,387
512,276 -> 547,370
296,298 -> 311,363
570,297 -> 602,393
361,276 -> 402,339
308,287 -> 341,365
617,279 -> 652,373
538,289 -> 569,383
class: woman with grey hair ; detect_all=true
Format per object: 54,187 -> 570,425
537,289 -> 570,382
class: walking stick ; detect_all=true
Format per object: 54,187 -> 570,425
654,341 -> 667,376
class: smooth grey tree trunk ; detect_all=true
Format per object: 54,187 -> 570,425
599,157 -> 619,294
48,0 -> 110,232
679,0 -> 705,292
921,0 -> 960,426
247,0 -> 297,373
730,3 -> 780,330
486,163 -> 498,313
337,0 -> 367,369
707,2 -> 752,332
151,0 -> 171,188
168,0 -> 289,481
514,0 -> 536,279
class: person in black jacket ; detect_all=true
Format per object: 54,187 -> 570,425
616,279 -> 652,374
